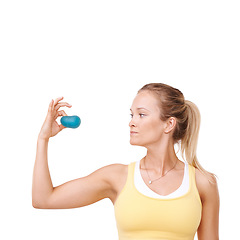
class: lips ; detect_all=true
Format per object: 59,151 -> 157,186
130,131 -> 138,134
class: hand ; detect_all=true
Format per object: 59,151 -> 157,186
38,97 -> 72,140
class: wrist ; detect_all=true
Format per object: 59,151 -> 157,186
37,135 -> 50,143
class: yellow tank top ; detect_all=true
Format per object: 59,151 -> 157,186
114,161 -> 202,240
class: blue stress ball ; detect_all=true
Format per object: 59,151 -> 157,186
60,115 -> 81,129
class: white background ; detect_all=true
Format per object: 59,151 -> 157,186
0,0 -> 239,239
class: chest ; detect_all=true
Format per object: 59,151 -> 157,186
113,162 -> 203,239
139,168 -> 185,196
114,178 -> 202,238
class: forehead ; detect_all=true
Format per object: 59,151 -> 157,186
130,91 -> 160,112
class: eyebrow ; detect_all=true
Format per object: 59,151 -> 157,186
130,107 -> 150,112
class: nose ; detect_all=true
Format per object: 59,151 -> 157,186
129,117 -> 136,128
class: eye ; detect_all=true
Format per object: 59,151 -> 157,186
130,113 -> 146,118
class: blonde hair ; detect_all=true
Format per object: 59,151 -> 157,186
138,83 -> 216,183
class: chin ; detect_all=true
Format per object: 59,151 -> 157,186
130,139 -> 144,147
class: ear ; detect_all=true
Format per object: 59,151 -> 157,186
164,117 -> 176,134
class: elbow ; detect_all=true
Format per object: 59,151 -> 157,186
32,198 -> 48,209
32,201 -> 43,209
32,203 -> 40,209
32,195 -> 38,208
32,191 -> 51,209
32,202 -> 48,209
32,195 -> 40,208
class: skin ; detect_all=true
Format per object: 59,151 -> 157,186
129,91 -> 220,239
32,93 -> 219,239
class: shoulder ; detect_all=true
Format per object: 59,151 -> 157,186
103,163 -> 128,173
97,163 -> 128,173
99,163 -> 129,201
100,163 -> 128,185
194,167 -> 219,203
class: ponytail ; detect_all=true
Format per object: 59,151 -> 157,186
181,100 -> 217,183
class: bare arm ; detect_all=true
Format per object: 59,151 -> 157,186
196,169 -> 220,240
32,134 -> 116,209
45,164 -> 117,209
32,138 -> 53,208
32,96 -> 71,208
32,97 -> 116,209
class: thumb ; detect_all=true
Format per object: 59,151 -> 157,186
58,110 -> 68,131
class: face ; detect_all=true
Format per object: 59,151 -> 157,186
129,91 -> 168,147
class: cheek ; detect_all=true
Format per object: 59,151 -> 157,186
147,118 -> 163,130
130,118 -> 165,146
146,125 -> 163,140
142,120 -> 164,139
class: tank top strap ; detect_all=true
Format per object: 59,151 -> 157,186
125,161 -> 136,190
188,164 -> 202,206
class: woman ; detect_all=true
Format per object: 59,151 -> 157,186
32,83 -> 219,240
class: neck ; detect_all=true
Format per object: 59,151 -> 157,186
143,138 -> 179,176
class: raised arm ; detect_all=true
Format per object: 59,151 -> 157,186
42,164 -> 116,209
32,138 -> 116,209
32,97 -> 116,209
32,137 -> 53,208
32,97 -> 71,208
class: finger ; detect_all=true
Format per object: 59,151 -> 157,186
48,99 -> 54,113
59,110 -> 68,117
58,111 -> 68,131
53,96 -> 64,107
48,99 -> 55,115
59,123 -> 66,131
55,110 -> 68,119
55,102 -> 72,111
